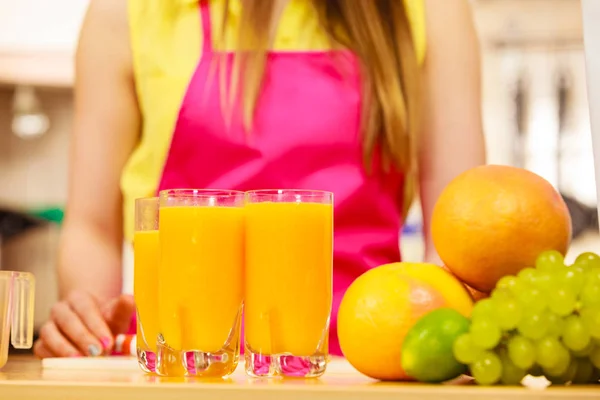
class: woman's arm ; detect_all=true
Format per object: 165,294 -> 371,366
59,0 -> 140,300
35,0 -> 140,358
419,0 -> 486,264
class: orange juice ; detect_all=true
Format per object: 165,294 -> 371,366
133,230 -> 160,352
245,202 -> 333,356
158,206 -> 244,353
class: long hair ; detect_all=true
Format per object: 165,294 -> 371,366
221,0 -> 422,214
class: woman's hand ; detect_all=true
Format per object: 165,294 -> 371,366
33,292 -> 135,358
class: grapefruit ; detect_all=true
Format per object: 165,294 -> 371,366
432,165 -> 572,293
337,262 -> 473,381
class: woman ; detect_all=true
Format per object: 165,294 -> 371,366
34,0 -> 484,358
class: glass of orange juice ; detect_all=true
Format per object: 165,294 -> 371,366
134,197 -> 160,373
245,189 -> 333,378
157,189 -> 245,378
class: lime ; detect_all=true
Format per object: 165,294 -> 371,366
401,308 -> 470,383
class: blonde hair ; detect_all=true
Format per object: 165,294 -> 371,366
221,0 -> 422,214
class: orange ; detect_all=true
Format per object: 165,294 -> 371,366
337,262 -> 473,381
432,165 -> 572,293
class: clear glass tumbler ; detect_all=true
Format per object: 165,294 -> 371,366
134,197 -> 160,373
0,271 -> 35,369
245,189 -> 333,378
156,189 -> 245,377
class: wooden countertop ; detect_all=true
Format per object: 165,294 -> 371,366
1,356 -> 598,400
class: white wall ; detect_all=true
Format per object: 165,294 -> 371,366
0,0 -> 88,53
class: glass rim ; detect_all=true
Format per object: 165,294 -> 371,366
0,271 -> 34,278
159,189 -> 245,198
134,196 -> 159,204
245,189 -> 333,197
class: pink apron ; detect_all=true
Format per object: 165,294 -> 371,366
155,0 -> 405,356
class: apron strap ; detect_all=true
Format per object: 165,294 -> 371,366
199,0 -> 213,54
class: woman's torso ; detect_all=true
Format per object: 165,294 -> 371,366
123,0 -> 426,355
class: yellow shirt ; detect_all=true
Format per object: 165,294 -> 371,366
123,0 -> 427,241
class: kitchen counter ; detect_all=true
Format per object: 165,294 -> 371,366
1,356 -> 598,400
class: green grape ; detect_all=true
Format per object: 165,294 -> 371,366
496,276 -> 522,295
453,333 -> 480,364
517,311 -> 550,340
547,287 -> 577,316
499,352 -> 526,385
581,308 -> 600,339
572,359 -> 595,385
546,312 -> 564,338
517,268 -> 538,286
516,287 -> 547,313
470,319 -> 502,350
575,252 -> 600,270
536,337 -> 567,369
534,271 -> 554,292
491,288 -> 512,302
559,266 -> 585,293
586,267 -> 600,284
535,250 -> 565,272
471,298 -> 496,322
496,298 -> 522,331
542,345 -> 571,377
581,282 -> 600,308
547,359 -> 577,384
563,315 -> 591,352
507,335 -> 536,370
590,346 -> 600,369
471,351 -> 503,385
572,341 -> 595,357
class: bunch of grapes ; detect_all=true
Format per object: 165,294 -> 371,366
453,251 -> 600,386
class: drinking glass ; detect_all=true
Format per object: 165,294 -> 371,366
245,189 -> 333,378
134,197 -> 160,373
156,189 -> 245,377
0,271 -> 35,369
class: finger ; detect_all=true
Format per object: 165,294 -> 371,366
33,340 -> 56,359
67,291 -> 113,351
51,301 -> 104,356
38,321 -> 81,358
103,294 -> 136,335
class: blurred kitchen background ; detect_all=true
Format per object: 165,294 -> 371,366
0,0 -> 597,329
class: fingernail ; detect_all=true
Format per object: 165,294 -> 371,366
88,344 -> 101,357
100,337 -> 111,350
70,354 -> 82,358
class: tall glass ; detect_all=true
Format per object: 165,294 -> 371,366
157,189 -> 245,377
0,271 -> 35,369
133,197 -> 160,373
245,189 -> 333,378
